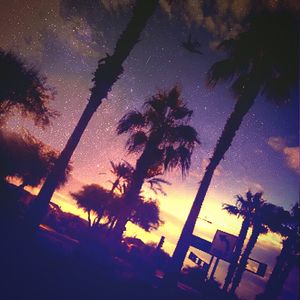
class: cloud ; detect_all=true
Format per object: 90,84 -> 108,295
283,147 -> 299,172
267,136 -> 299,173
267,136 -> 286,151
160,0 -> 298,39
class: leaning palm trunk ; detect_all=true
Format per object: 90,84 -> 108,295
223,218 -> 250,291
113,145 -> 153,239
26,0 -> 159,229
164,78 -> 261,285
230,226 -> 260,294
271,254 -> 296,297
258,237 -> 295,299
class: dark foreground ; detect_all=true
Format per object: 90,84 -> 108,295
0,183 -> 235,300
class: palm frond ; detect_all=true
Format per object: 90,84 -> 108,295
164,145 -> 191,176
164,145 -> 177,171
144,94 -> 167,115
147,177 -> 171,185
146,177 -> 171,196
169,125 -> 200,146
177,145 -> 192,176
116,110 -> 145,134
146,164 -> 164,178
235,194 -> 249,209
262,75 -> 292,105
170,105 -> 193,120
222,203 -> 239,216
206,59 -> 237,88
110,161 -> 117,173
110,160 -> 134,178
208,10 -> 298,106
166,86 -> 181,108
126,131 -> 148,153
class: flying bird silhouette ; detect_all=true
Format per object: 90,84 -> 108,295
181,32 -> 203,55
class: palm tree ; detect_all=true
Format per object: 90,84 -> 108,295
113,86 -> 199,239
166,9 -> 298,283
0,49 -> 56,127
229,202 -> 288,294
109,161 -> 134,194
258,204 -> 299,300
107,160 -> 170,230
222,191 -> 262,291
26,0 -> 159,229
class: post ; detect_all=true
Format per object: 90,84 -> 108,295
207,255 -> 214,276
157,236 -> 165,250
209,257 -> 220,280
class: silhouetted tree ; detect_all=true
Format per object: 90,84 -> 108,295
130,198 -> 163,232
109,161 -> 134,194
222,191 -> 263,291
230,202 -> 289,294
167,9 -> 299,284
70,184 -> 112,228
71,183 -> 163,232
0,49 -> 56,127
258,204 -> 299,300
107,160 -> 169,230
27,0 -> 159,229
0,129 -> 71,188
113,86 -> 199,239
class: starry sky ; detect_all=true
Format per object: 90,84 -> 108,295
1,1 -> 299,299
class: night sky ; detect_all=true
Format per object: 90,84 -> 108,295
1,1 -> 299,299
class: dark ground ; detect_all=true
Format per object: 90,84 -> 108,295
0,182 -> 234,300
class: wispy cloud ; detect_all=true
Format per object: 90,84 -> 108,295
267,136 -> 299,173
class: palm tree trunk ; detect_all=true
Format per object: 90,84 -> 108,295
25,0 -> 159,229
164,81 -> 260,286
113,144 -> 154,239
272,253 -> 296,297
112,167 -> 146,240
230,226 -> 261,294
259,237 -> 294,299
223,218 -> 250,291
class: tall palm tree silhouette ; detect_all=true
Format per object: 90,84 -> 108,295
166,10 -> 298,283
258,204 -> 299,300
27,0 -> 159,228
230,202 -> 288,293
113,86 -> 199,239
222,191 -> 262,291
